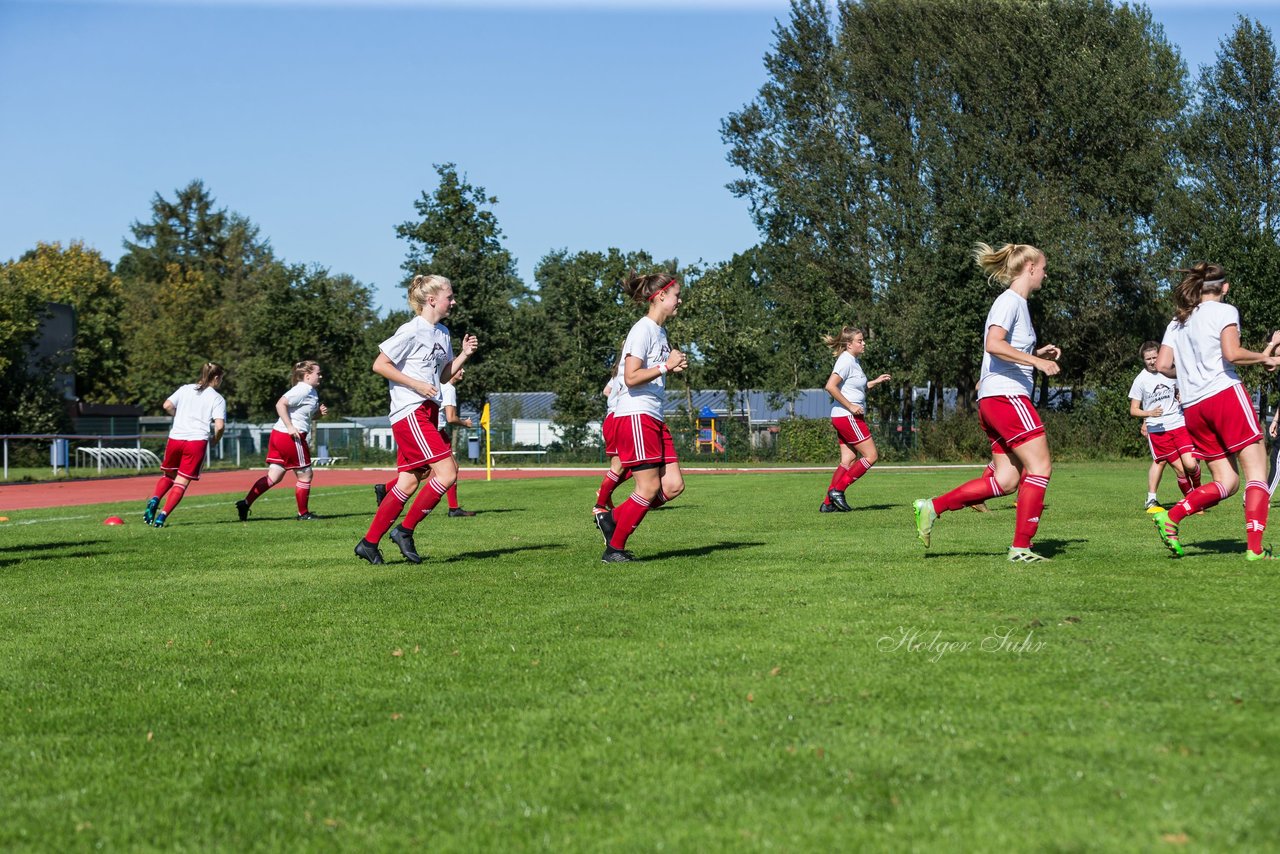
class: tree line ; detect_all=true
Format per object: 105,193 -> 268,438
3,1 -> 1280,444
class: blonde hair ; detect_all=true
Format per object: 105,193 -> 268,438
821,326 -> 863,356
291,360 -> 319,385
621,270 -> 678,305
408,274 -> 452,314
973,242 -> 1043,286
1171,262 -> 1227,325
195,361 -> 224,392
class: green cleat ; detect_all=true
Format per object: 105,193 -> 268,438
143,496 -> 159,525
1007,546 -> 1051,563
913,498 -> 937,548
1151,509 -> 1183,558
1245,546 -> 1274,561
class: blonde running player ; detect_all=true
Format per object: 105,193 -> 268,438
1128,342 -> 1199,511
819,326 -> 891,513
237,361 -> 328,521
143,362 -> 227,527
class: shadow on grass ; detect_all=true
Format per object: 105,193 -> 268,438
0,540 -> 108,555
923,538 -> 1086,560
1186,538 -> 1251,557
443,544 -> 559,562
209,512 -> 370,524
1,548 -> 108,567
643,540 -> 768,560
847,503 -> 898,512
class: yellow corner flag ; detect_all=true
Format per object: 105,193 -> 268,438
480,402 -> 492,481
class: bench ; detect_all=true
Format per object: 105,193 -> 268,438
76,446 -> 162,471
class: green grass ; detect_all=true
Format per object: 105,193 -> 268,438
1,463 -> 1277,851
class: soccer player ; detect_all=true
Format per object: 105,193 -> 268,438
355,274 -> 478,565
819,326 -> 891,512
592,363 -> 631,519
1266,329 -> 1280,497
143,362 -> 227,528
1151,263 -> 1280,560
593,271 -> 688,563
236,360 -> 328,522
913,242 -> 1061,562
1128,342 -> 1200,510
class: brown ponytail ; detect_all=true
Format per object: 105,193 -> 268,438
621,270 -> 678,305
195,361 -> 225,392
1171,262 -> 1227,325
291,360 -> 319,385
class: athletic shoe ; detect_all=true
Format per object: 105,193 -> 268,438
594,507 -> 617,546
1007,546 -> 1051,563
354,538 -> 385,565
1144,498 -> 1162,513
970,502 -> 990,513
601,546 -> 636,563
1152,509 -> 1183,558
913,498 -> 937,547
373,483 -> 386,508
236,499 -> 250,522
389,525 -> 423,564
151,512 -> 167,528
1245,546 -> 1275,561
143,496 -> 159,525
448,508 -> 477,517
296,511 -> 321,520
819,501 -> 840,513
827,489 -> 852,512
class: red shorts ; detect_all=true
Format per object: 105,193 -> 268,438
161,438 -> 208,481
978,395 -> 1045,454
1146,425 -> 1194,463
832,413 -> 871,445
603,413 -> 619,457
614,413 -> 678,467
391,403 -> 452,472
1183,384 -> 1263,461
266,429 -> 312,469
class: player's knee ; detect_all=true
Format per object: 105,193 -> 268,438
862,449 -> 879,466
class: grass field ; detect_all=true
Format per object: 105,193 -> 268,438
2,463 -> 1277,850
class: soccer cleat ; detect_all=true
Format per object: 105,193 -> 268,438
1151,509 -> 1183,558
235,499 -> 250,522
827,489 -> 852,512
373,483 -> 386,508
389,525 -> 423,564
594,507 -> 617,546
296,511 -> 321,521
1245,546 -> 1275,561
1144,498 -> 1162,513
819,501 -> 840,513
143,496 -> 159,525
970,502 -> 990,513
913,498 -> 937,547
354,538 -> 385,565
601,546 -> 636,563
151,512 -> 167,528
448,507 -> 477,517
1007,546 -> 1051,563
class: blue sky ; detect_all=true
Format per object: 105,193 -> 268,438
3,0 -> 1279,314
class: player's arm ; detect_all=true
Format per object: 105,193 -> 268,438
1220,324 -> 1278,367
445,405 -> 472,428
276,395 -> 299,437
440,334 -> 479,384
162,399 -> 176,416
824,372 -> 862,416
985,326 -> 1059,376
211,418 -> 225,444
1129,398 -> 1162,419
373,352 -> 436,399
1155,344 -> 1177,378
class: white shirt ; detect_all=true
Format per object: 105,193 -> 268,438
437,382 -> 458,430
166,384 -> 226,441
1161,301 -> 1242,407
605,364 -> 624,416
979,289 -> 1037,399
272,381 -> 320,434
829,352 -> 868,417
614,317 -> 670,420
1128,369 -> 1184,432
379,316 -> 456,425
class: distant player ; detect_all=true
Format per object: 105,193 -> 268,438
593,271 -> 688,563
236,360 -> 328,522
1151,263 -> 1280,560
355,274 -> 478,565
592,359 -> 631,519
1128,342 -> 1199,511
143,362 -> 227,528
819,325 -> 891,512
1267,329 -> 1280,497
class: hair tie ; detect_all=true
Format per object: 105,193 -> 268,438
1203,278 -> 1226,289
648,278 -> 677,301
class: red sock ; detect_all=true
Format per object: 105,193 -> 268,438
1245,480 -> 1270,554
596,470 -> 623,507
825,465 -> 850,501
1175,473 -> 1192,496
1189,465 -> 1202,489
152,475 -> 175,500
1168,481 -> 1229,524
839,458 -> 873,490
402,476 -> 449,531
609,493 -> 652,549
446,483 -> 460,510
161,483 -> 187,515
295,480 -> 311,514
1012,473 -> 1048,548
384,477 -> 398,495
366,484 -> 411,542
934,470 -> 1007,514
243,476 -> 271,507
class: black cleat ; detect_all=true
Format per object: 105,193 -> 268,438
827,489 -> 852,512
373,483 -> 387,509
820,501 -> 839,513
594,508 -> 617,546
448,507 -> 477,517
601,546 -> 636,563
296,511 -> 321,520
389,525 -> 423,564
354,539 -> 385,565
236,499 -> 250,522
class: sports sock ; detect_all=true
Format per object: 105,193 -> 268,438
152,475 -> 175,501
1012,473 -> 1049,549
1168,481 -> 1229,524
1244,480 -> 1270,555
243,476 -> 271,507
596,470 -> 622,508
933,469 -> 1007,514
825,465 -> 850,502
610,493 -> 652,549
161,483 -> 187,516
1189,465 -> 1202,489
402,476 -> 449,531
295,480 -> 311,514
366,484 -> 411,542
1148,491 -> 1159,502
1174,475 -> 1192,497
839,457 -> 874,490
446,483 -> 460,510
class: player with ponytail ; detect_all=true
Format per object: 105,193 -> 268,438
143,362 -> 227,527
236,360 -> 328,522
819,326 -> 891,512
